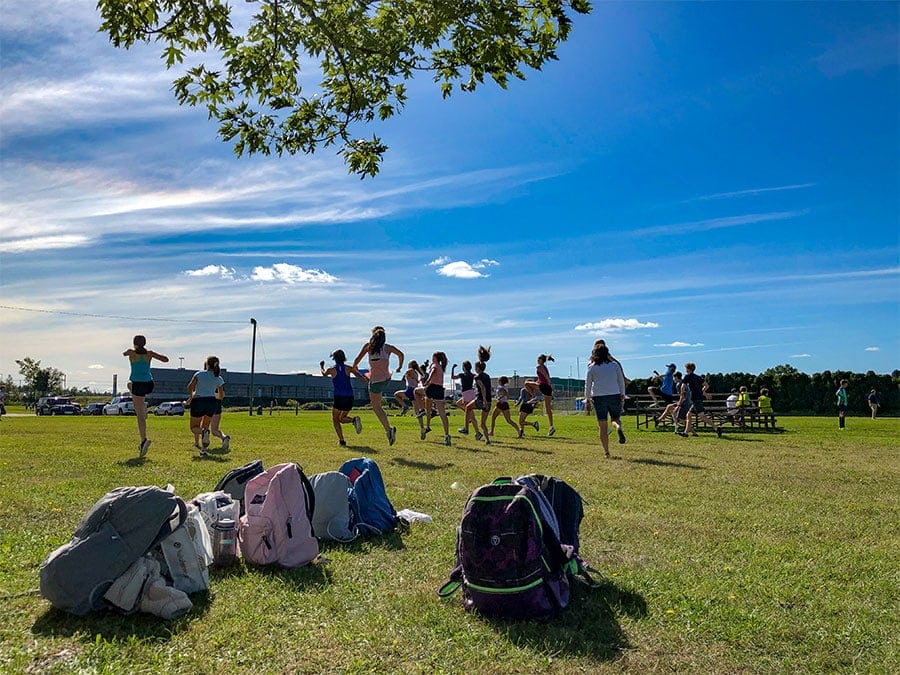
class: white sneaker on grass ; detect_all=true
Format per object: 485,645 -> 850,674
353,416 -> 362,434
222,435 -> 230,451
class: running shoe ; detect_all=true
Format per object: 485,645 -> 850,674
532,421 -> 540,431
457,427 -> 469,435
444,435 -> 451,446
474,432 -> 483,441
388,426 -> 397,446
139,438 -> 151,458
353,416 -> 362,434
222,435 -> 231,451
548,426 -> 556,437
618,428 -> 626,444
201,429 -> 210,449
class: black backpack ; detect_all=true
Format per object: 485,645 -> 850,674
518,474 -> 584,554
215,459 -> 265,516
39,486 -> 186,615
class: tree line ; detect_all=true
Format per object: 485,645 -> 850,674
627,364 -> 898,416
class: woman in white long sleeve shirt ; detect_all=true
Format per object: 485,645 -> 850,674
584,344 -> 627,457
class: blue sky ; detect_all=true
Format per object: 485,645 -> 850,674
1,1 -> 898,392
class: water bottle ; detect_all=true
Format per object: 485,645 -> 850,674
212,518 -> 237,567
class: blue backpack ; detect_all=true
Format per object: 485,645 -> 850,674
338,457 -> 398,535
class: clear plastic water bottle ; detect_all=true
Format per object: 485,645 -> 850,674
212,518 -> 237,567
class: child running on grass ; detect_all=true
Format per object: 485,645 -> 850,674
490,376 -> 521,438
321,350 -> 367,447
451,359 -> 478,435
515,387 -> 540,437
473,351 -> 492,444
422,351 -> 451,445
123,334 -> 169,458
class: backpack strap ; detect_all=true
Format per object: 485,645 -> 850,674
566,555 -> 603,588
437,565 -> 463,599
295,465 -> 316,522
149,497 -> 188,550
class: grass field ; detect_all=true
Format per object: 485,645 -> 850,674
0,408 -> 897,673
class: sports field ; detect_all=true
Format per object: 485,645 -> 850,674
0,409 -> 897,673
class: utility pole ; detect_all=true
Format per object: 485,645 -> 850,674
249,318 -> 257,415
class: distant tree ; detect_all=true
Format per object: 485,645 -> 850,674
15,358 -> 65,398
97,0 -> 592,177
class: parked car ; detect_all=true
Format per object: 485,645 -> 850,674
154,401 -> 186,416
82,402 -> 105,416
104,395 -> 135,415
35,396 -> 81,416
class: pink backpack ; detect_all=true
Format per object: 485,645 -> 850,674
238,463 -> 318,567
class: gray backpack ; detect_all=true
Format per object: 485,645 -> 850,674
309,471 -> 356,542
39,486 -> 186,615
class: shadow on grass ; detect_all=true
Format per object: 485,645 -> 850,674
628,457 -> 706,470
392,457 -> 455,471
32,590 -> 213,641
318,529 -> 406,553
491,578 -> 647,662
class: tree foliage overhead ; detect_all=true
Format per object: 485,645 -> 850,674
97,0 -> 591,177
15,357 -> 65,397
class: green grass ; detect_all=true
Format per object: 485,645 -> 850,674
0,409 -> 897,673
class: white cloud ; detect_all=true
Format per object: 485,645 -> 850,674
865,346 -> 880,352
575,318 -> 660,335
0,234 -> 94,253
250,263 -> 337,284
88,364 -> 104,369
654,341 -> 705,348
184,265 -> 235,279
433,259 -> 499,279
790,353 -> 812,358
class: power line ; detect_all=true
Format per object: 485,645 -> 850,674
0,305 -> 247,325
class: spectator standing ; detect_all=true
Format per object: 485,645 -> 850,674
867,389 -> 879,420
835,379 -> 849,429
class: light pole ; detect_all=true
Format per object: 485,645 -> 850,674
249,318 -> 257,415
178,356 -> 184,369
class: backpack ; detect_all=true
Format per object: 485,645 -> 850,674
339,457 -> 398,535
517,474 -> 584,554
438,478 -> 573,620
39,486 -> 186,615
309,471 -> 356,542
191,490 -> 238,531
238,462 -> 319,567
215,459 -> 264,516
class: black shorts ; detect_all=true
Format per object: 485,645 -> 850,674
425,384 -> 445,401
333,395 -> 354,412
131,380 -> 154,397
476,399 -> 491,411
190,397 -> 218,418
520,402 -> 535,415
690,400 -> 706,414
538,383 -> 553,397
497,401 -> 510,412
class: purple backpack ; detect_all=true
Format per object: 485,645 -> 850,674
438,478 -> 574,620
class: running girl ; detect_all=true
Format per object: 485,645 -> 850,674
123,334 -> 169,457
352,326 -> 404,445
423,351 -> 451,446
321,350 -> 366,447
451,360 -> 477,435
524,353 -> 556,436
490,376 -> 521,438
185,356 -> 225,457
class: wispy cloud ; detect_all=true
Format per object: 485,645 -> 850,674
864,346 -> 880,352
690,183 -> 815,201
184,265 -> 235,279
790,353 -> 812,358
575,318 -> 660,336
633,210 -> 809,237
654,341 -> 705,348
431,258 -> 499,279
0,234 -> 94,253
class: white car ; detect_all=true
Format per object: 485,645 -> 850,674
103,395 -> 135,415
154,401 -> 186,416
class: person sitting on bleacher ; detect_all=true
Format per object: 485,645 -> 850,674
757,388 -> 775,427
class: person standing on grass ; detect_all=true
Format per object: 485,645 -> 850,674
524,353 -> 556,437
451,359 -> 478,435
353,326 -> 404,446
123,334 -> 169,458
867,389 -> 879,420
515,386 -> 540,437
584,343 -> 626,457
185,356 -> 226,457
682,362 -> 723,438
421,351 -> 451,446
321,350 -> 367,447
836,379 -> 849,429
473,356 -> 493,444
490,376 -> 521,438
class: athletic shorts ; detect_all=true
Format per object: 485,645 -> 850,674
131,380 -> 154,397
333,395 -> 354,412
425,384 -> 445,401
539,383 -> 553,397
190,396 -> 217,418
214,399 -> 223,415
520,402 -> 535,415
496,401 -> 510,412
369,378 -> 394,395
403,386 -> 415,400
690,400 -> 706,414
592,394 -> 622,422
476,399 -> 491,411
461,389 -> 477,404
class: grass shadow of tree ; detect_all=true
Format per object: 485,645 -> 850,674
628,457 -> 706,470
490,578 -> 647,662
391,457 -> 455,471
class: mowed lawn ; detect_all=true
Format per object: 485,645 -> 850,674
0,408 -> 897,673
